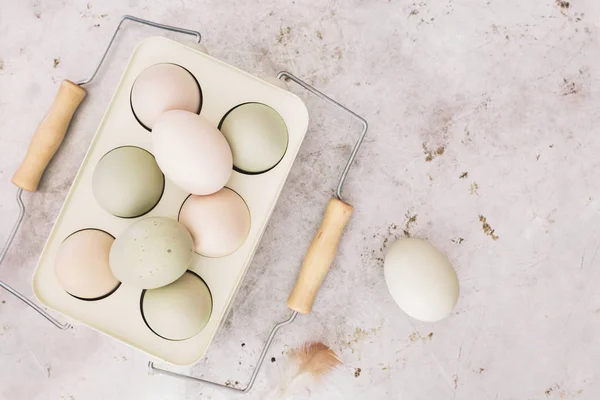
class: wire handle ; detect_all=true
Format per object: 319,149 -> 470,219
149,311 -> 298,393
149,71 -> 368,394
0,189 -> 71,330
276,71 -> 368,202
77,15 -> 202,86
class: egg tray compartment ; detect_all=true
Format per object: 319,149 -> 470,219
32,36 -> 309,366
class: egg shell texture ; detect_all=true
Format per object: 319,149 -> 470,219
384,238 -> 459,322
179,188 -> 251,257
152,110 -> 233,195
142,271 -> 212,341
109,217 -> 193,289
92,146 -> 164,218
220,103 -> 288,174
130,63 -> 201,129
54,229 -> 120,299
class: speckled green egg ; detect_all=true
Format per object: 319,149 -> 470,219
109,217 -> 193,289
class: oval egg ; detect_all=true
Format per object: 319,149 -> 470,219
109,217 -> 193,289
152,110 -> 233,195
141,271 -> 212,341
384,238 -> 459,322
219,103 -> 288,174
55,229 -> 120,299
179,188 -> 250,257
92,146 -> 164,218
131,63 -> 201,130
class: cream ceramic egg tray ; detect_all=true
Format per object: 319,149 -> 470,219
32,36 -> 309,365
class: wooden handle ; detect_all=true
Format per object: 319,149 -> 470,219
12,80 -> 86,192
287,198 -> 354,314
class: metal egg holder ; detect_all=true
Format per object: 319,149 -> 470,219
0,16 -> 368,393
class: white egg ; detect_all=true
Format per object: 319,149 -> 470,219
384,238 -> 459,322
179,188 -> 250,257
152,110 -> 233,195
109,217 -> 193,289
142,271 -> 212,341
130,63 -> 201,129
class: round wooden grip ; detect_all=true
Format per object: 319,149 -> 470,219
11,80 -> 86,192
286,197 -> 354,314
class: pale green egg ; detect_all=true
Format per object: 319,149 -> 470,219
219,103 -> 288,174
92,146 -> 164,218
142,271 -> 212,340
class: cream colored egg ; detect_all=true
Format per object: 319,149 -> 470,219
220,103 -> 288,174
152,110 -> 233,195
131,63 -> 201,129
142,271 -> 212,340
109,217 -> 193,289
384,238 -> 459,322
92,146 -> 164,218
55,229 -> 120,299
179,188 -> 250,257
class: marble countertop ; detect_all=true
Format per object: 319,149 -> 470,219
1,0 -> 599,399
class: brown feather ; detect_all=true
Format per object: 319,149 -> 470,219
290,342 -> 341,378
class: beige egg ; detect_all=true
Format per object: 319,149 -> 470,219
219,103 -> 288,174
109,217 -> 193,289
179,188 -> 250,257
55,229 -> 120,299
131,63 -> 201,129
142,271 -> 212,340
92,146 -> 164,218
152,110 -> 233,195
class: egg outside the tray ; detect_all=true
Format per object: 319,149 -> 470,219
384,238 -> 459,322
55,229 -> 120,299
179,187 -> 251,257
109,217 -> 193,289
152,110 -> 233,195
92,146 -> 164,218
142,271 -> 212,341
130,63 -> 202,130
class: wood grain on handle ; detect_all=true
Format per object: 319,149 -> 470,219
287,197 -> 354,314
12,80 -> 86,192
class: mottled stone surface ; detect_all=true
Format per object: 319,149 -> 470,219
1,0 -> 599,399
